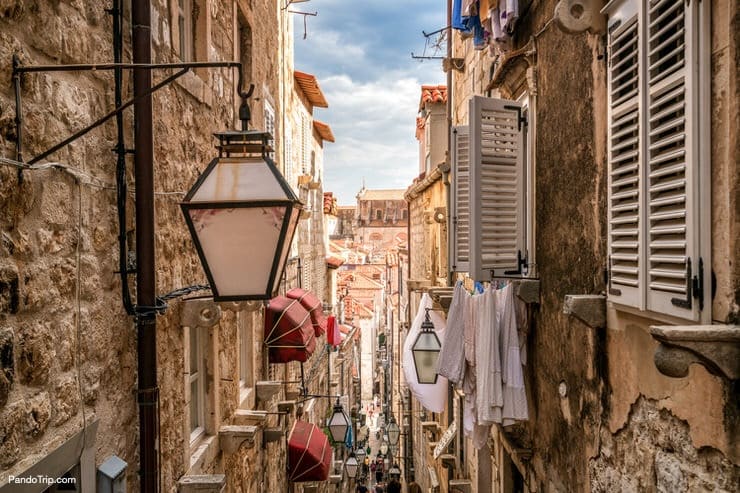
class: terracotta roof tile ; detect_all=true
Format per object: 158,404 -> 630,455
295,71 -> 329,108
313,120 -> 335,143
419,84 -> 447,110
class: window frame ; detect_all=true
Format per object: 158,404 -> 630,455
188,325 -> 206,445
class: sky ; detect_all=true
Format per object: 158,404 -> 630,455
292,0 -> 446,205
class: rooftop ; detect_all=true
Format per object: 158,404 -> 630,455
294,71 -> 329,108
419,84 -> 447,110
357,189 -> 406,201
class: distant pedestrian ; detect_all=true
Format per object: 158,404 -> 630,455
386,478 -> 401,493
356,482 -> 368,493
374,484 -> 384,493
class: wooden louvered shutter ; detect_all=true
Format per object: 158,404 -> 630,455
607,6 -> 643,308
469,96 -> 526,281
644,0 -> 701,320
450,125 -> 470,273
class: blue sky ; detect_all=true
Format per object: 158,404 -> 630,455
293,0 -> 446,205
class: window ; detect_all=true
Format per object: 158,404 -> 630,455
284,132 -> 294,186
301,113 -> 310,174
239,312 -> 254,391
605,0 -> 710,322
264,100 -> 276,159
176,0 -> 194,61
450,96 -> 528,280
376,210 -> 382,220
188,325 -> 205,443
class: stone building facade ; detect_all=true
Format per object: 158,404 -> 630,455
0,1 -> 339,492
404,0 -> 739,491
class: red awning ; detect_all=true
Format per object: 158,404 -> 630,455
288,421 -> 332,482
286,288 -> 327,337
264,296 -> 316,363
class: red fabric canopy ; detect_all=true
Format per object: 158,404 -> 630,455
264,296 -> 316,363
288,420 -> 332,482
286,288 -> 327,337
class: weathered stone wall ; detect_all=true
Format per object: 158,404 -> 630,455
0,0 -> 296,491
0,0 -> 140,486
590,397 -> 739,492
447,0 -> 739,491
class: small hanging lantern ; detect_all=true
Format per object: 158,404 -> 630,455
411,308 -> 442,384
386,416 -> 400,446
327,399 -> 350,444
181,90 -> 302,301
345,453 -> 359,479
388,463 -> 401,478
354,447 -> 366,463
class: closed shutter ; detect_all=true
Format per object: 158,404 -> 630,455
645,0 -> 699,320
469,96 -> 526,281
604,0 -> 708,322
607,10 -> 643,307
450,125 -> 470,273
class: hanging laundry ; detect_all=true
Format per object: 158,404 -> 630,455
452,0 -> 472,32
500,0 -> 519,33
475,287 -> 503,425
436,282 -> 467,384
496,284 -> 529,425
402,294 -> 448,413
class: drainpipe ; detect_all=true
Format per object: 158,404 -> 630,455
445,0 -> 454,288
132,0 -> 158,491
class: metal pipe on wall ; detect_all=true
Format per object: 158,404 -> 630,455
132,0 -> 159,490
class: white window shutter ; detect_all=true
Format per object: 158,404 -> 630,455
450,125 -> 470,273
469,96 -> 526,281
606,8 -> 643,308
644,0 -> 702,321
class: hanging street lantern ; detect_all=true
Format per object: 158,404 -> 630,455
386,416 -> 400,446
412,308 -> 442,384
327,399 -> 350,444
355,446 -> 366,463
345,453 -> 359,479
389,463 -> 401,478
181,93 -> 302,301
388,443 -> 398,458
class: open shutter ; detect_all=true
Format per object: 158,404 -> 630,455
606,3 -> 643,308
469,96 -> 526,281
450,125 -> 470,273
645,0 -> 700,320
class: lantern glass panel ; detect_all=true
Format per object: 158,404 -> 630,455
187,205 -> 288,296
189,157 -> 290,202
328,408 -> 349,443
412,331 -> 441,384
272,207 -> 300,292
387,420 -> 400,446
380,442 -> 388,455
345,456 -> 359,478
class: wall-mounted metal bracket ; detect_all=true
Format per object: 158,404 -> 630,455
218,425 -> 258,453
562,294 -> 606,329
650,325 -> 739,380
180,298 -> 222,328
